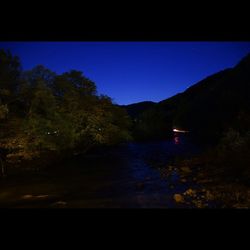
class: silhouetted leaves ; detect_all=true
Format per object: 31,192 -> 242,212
0,49 -> 132,167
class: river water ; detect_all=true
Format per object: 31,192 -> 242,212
0,134 -> 207,208
63,133 -> 203,208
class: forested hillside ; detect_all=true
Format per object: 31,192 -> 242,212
125,53 -> 250,142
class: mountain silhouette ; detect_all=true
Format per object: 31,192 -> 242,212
123,53 -> 250,141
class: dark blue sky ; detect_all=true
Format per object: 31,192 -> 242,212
1,42 -> 250,105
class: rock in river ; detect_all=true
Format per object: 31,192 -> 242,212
184,188 -> 197,197
180,166 -> 192,174
173,194 -> 184,203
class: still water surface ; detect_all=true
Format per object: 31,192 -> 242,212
66,134 -> 203,208
0,134 -> 207,208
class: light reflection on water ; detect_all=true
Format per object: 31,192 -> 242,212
115,134 -> 202,207
174,135 -> 180,144
68,134 -> 205,208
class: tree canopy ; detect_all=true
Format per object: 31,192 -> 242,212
0,49 -> 132,166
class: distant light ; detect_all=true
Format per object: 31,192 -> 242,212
173,128 -> 189,133
46,130 -> 59,135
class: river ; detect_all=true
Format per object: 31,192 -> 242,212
0,134 -> 207,208
59,133 -> 203,208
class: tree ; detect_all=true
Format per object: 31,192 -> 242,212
23,65 -> 56,87
0,49 -> 132,171
0,49 -> 23,175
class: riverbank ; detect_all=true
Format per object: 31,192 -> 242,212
168,156 -> 250,208
2,136 -> 247,208
0,139 -> 203,208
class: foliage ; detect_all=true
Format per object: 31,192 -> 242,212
0,49 -> 132,167
132,107 -> 172,140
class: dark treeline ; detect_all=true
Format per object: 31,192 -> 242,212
0,49 -> 132,173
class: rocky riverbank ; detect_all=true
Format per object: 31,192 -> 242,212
166,157 -> 250,208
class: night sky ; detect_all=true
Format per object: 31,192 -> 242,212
1,42 -> 250,105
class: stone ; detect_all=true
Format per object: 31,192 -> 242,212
205,190 -> 214,200
51,201 -> 67,207
36,195 -> 49,199
180,166 -> 192,173
184,188 -> 197,196
22,194 -> 33,199
233,203 -> 249,209
168,166 -> 174,171
173,194 -> 184,203
21,194 -> 49,200
192,200 -> 204,208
